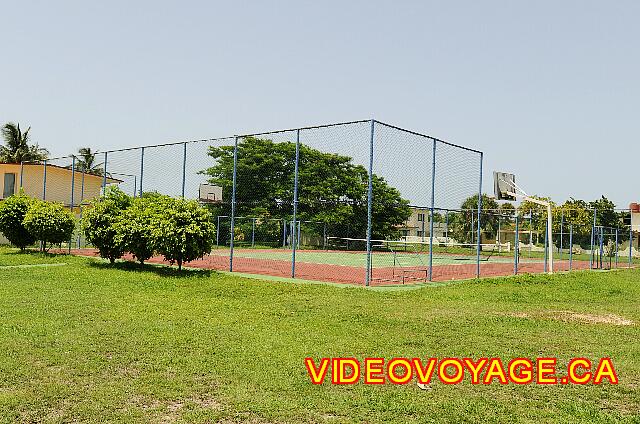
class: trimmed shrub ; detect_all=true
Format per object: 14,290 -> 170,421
154,197 -> 215,270
0,191 -> 36,250
81,186 -> 131,263
23,201 -> 76,252
114,196 -> 159,264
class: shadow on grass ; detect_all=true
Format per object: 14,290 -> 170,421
87,260 -> 213,278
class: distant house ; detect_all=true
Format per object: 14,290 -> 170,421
0,163 -> 121,209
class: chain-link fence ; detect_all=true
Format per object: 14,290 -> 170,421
6,120 -> 638,285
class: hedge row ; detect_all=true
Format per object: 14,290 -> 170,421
0,191 -> 75,252
81,187 -> 215,269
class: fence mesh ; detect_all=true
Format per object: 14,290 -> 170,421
5,120 -> 638,285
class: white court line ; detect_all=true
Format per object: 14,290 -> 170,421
0,263 -> 68,269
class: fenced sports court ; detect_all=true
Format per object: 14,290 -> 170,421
9,119 -> 640,285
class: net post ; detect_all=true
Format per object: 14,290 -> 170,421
102,152 -> 108,194
139,147 -> 145,197
216,216 -> 220,248
476,152 -> 483,278
590,208 -> 596,269
569,224 -> 573,270
544,218 -> 548,272
229,137 -> 239,272
181,142 -> 187,198
42,160 -> 47,200
428,139 -> 436,281
291,129 -> 300,278
365,120 -> 375,286
69,155 -> 75,254
252,218 -> 256,248
630,213 -> 633,268
560,209 -> 564,260
514,214 -> 519,275
615,227 -> 619,268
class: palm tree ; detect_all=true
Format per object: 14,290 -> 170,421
0,122 -> 49,163
76,147 -> 103,175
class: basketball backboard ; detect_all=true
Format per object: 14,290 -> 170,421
199,184 -> 223,203
493,171 -> 516,201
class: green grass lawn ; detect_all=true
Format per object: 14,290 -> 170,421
0,246 -> 638,423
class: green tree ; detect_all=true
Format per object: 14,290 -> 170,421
81,186 -> 131,263
449,194 -> 499,243
23,201 -> 75,252
589,196 -> 619,229
76,147 -> 103,175
0,190 -> 36,250
203,137 -> 411,240
153,197 -> 215,270
0,123 -> 49,163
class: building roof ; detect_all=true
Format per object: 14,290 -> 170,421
0,162 -> 123,184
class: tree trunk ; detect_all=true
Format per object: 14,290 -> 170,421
178,258 -> 183,271
110,257 -> 115,264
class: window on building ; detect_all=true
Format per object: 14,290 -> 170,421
417,213 -> 425,221
3,173 -> 16,199
401,230 -> 409,237
417,231 -> 424,237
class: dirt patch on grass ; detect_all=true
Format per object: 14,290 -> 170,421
503,311 -> 634,326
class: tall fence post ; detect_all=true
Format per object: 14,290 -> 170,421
69,156 -> 76,253
291,129 -> 301,278
365,120 -> 375,286
445,210 -> 449,243
282,219 -> 287,248
514,214 -> 519,275
229,137 -> 239,272
544,218 -> 549,273
181,142 -> 187,198
139,147 -> 145,197
19,162 -> 24,189
630,217 -> 634,268
476,153 -> 483,278
42,160 -> 47,200
428,139 -> 437,281
590,208 -> 596,269
569,224 -> 573,270
102,152 -> 108,194
251,218 -> 256,248
78,169 -> 85,248
559,209 -> 564,259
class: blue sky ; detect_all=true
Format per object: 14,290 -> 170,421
1,1 -> 638,207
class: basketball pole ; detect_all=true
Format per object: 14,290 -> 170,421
501,178 -> 553,274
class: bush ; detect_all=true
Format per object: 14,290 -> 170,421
154,197 -> 215,270
23,201 -> 76,252
0,191 -> 36,250
81,186 -> 131,263
114,196 -> 159,264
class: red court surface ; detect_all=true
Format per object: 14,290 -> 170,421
65,249 -> 594,286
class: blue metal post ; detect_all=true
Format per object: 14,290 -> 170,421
445,210 -> 449,243
428,139 -> 437,281
42,161 -> 47,200
181,142 -> 187,197
139,147 -> 145,197
514,215 -> 519,275
559,210 -> 564,259
69,156 -> 76,253
590,208 -> 596,269
544,218 -> 549,273
365,120 -> 375,286
78,170 -> 85,248
101,152 -> 108,194
19,162 -> 24,189
630,217 -> 634,268
476,153 -> 484,278
229,137 -> 239,272
290,130 -> 301,277
216,216 -> 220,248
569,224 -> 573,270
615,228 -> 619,268
599,227 -> 604,269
